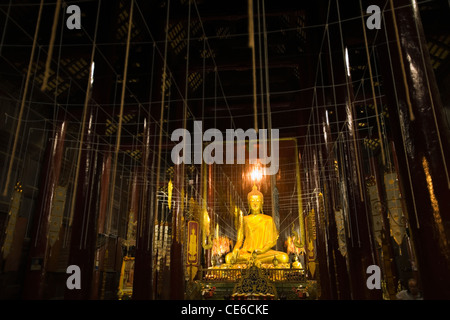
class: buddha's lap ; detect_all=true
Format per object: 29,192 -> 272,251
226,250 -> 289,263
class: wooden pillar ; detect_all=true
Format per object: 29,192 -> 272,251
170,163 -> 185,299
369,155 -> 398,299
325,1 -> 381,298
133,115 -> 154,299
64,104 -> 101,300
317,93 -> 353,299
313,86 -> 334,299
206,164 -> 214,268
90,150 -> 112,300
22,120 -> 67,299
376,0 -> 450,299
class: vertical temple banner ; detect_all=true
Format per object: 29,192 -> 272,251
187,221 -> 199,281
48,186 -> 67,248
334,208 -> 347,257
307,208 -> 317,277
384,173 -> 406,247
368,183 -> 383,247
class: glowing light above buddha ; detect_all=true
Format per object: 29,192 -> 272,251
250,164 -> 263,183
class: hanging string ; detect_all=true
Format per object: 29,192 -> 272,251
359,0 -> 386,166
248,0 -> 258,132
68,0 -> 102,226
107,0 -> 134,233
2,0 -> 44,197
41,0 -> 61,91
389,0 -> 414,121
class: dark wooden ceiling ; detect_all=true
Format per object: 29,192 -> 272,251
1,0 -> 448,140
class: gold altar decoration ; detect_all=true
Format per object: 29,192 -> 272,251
48,186 -> 67,248
187,221 -> 199,281
201,207 -> 213,250
384,172 -> 406,246
2,182 -> 22,259
212,236 -> 232,257
285,233 -> 303,255
204,263 -> 304,282
118,256 -> 134,300
231,263 -> 277,300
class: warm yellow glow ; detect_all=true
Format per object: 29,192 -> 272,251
285,236 -> 303,255
250,165 -> 263,182
212,236 -> 232,256
203,210 -> 210,235
168,179 -> 173,210
422,156 -> 449,258
215,223 -> 219,240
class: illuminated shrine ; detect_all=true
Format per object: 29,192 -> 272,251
0,0 -> 449,303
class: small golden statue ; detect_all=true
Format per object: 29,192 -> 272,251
225,185 -> 289,265
292,255 -> 303,269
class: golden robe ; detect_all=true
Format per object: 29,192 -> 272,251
240,214 -> 278,255
227,213 -> 288,264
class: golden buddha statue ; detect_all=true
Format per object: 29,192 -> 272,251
225,185 -> 289,265
292,255 -> 303,269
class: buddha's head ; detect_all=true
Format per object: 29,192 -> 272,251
247,185 -> 263,214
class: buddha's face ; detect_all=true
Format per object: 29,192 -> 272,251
249,195 -> 263,213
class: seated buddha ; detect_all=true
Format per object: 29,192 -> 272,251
225,185 -> 289,265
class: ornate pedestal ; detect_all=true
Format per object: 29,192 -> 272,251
195,263 -> 316,300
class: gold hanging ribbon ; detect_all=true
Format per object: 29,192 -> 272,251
168,179 -> 173,210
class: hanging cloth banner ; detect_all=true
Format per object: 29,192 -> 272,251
307,208 -> 317,277
125,210 -> 137,248
367,183 -> 383,247
334,208 -> 347,257
187,221 -> 199,281
48,186 -> 67,248
2,183 -> 22,259
384,173 -> 406,246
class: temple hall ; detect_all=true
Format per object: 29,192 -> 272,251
0,0 -> 449,301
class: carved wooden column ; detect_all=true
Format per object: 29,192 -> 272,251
64,104 -> 101,300
317,89 -> 353,299
90,150 -> 112,299
133,114 -> 154,299
376,0 -> 450,299
169,162 -> 185,299
324,1 -> 381,299
22,120 -> 67,299
312,86 -> 334,299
